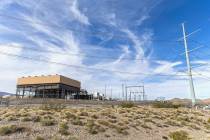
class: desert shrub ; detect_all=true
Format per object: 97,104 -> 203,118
118,109 -> 126,114
176,116 -> 190,122
68,136 -> 78,140
207,118 -> 210,123
32,116 -> 41,122
0,125 -> 27,136
58,122 -> 69,135
121,119 -> 130,125
21,117 -> 32,122
156,123 -> 163,128
20,112 -> 29,117
6,116 -> 18,121
107,114 -> 117,119
188,124 -> 200,130
162,136 -> 168,140
152,101 -> 181,109
100,110 -> 111,116
86,119 -> 105,134
144,119 -> 156,124
205,124 -> 210,130
41,118 -> 56,126
71,118 -> 84,126
169,130 -> 190,140
130,123 -> 139,130
165,120 -> 181,127
114,125 -> 129,135
40,103 -> 66,111
192,111 -> 204,116
78,112 -> 88,117
108,119 -> 117,124
64,112 -> 77,120
35,136 -> 45,140
86,120 -> 98,134
119,102 -> 136,108
91,114 -> 98,119
97,120 -> 110,127
141,123 -> 152,129
104,134 -> 111,137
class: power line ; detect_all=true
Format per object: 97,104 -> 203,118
0,44 -> 161,61
0,51 -> 189,77
192,71 -> 210,81
0,13 -> 183,44
189,52 -> 210,69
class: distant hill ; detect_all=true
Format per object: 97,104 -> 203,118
0,91 -> 14,96
201,98 -> 210,104
169,98 -> 210,105
169,98 -> 192,105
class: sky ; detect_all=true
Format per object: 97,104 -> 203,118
0,0 -> 210,100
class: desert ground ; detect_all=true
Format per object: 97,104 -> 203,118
0,102 -> 210,140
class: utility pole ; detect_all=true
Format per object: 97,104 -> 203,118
110,88 -> 112,100
122,84 -> 124,101
125,86 -> 127,101
182,23 -> 196,106
134,93 -> 136,102
142,84 -> 145,101
139,95 -> 141,101
104,84 -> 107,100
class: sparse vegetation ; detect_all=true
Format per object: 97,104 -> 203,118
32,115 -> 41,122
71,117 -> 84,126
58,122 -> 69,135
152,101 -> 182,108
165,120 -> 181,127
86,119 -> 99,134
40,102 -> 66,111
68,136 -> 79,140
141,123 -> 152,129
169,130 -> 190,140
207,118 -> 210,123
119,102 -> 136,108
21,117 -> 32,122
0,125 -> 27,136
40,118 -> 56,126
0,103 -> 209,139
35,136 -> 45,140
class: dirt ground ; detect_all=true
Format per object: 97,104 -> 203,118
0,104 -> 210,140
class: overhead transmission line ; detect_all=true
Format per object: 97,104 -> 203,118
192,71 -> 210,81
0,51 -> 189,77
0,13 -> 188,63
0,13 -> 183,44
186,44 -> 210,69
0,44 -> 160,61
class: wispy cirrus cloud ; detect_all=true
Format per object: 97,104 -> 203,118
1,0 -> 210,100
0,0 -> 172,96
69,0 -> 90,25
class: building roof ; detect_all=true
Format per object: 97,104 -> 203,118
17,75 -> 81,88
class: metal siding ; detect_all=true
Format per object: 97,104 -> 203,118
17,75 -> 80,88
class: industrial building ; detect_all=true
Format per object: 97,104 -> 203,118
16,75 -> 92,99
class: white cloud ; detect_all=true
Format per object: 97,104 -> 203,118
1,0 -> 210,100
122,29 -> 153,60
154,61 -> 182,74
136,15 -> 149,26
69,0 -> 90,25
106,13 -> 117,27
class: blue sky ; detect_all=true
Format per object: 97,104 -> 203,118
0,0 -> 210,100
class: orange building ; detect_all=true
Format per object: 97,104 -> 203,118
16,75 -> 85,99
